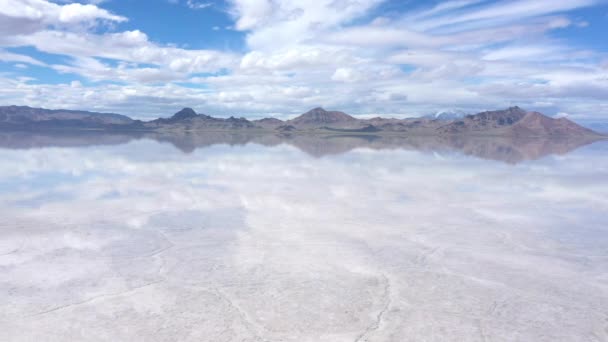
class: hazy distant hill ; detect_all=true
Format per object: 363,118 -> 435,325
437,107 -> 598,137
287,107 -> 357,128
0,105 -> 133,128
0,105 -> 603,138
253,117 -> 284,129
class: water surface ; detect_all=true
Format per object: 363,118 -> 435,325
0,132 -> 607,341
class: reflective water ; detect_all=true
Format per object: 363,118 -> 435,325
0,132 -> 607,341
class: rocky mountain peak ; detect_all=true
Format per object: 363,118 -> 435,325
506,106 -> 525,114
290,107 -> 356,126
464,107 -> 528,124
171,108 -> 198,120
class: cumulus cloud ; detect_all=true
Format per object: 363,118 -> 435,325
0,0 -> 126,36
229,0 -> 384,49
0,0 -> 607,120
3,29 -> 238,82
331,68 -> 363,83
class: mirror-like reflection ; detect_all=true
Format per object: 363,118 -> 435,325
0,130 -> 603,163
0,132 -> 607,341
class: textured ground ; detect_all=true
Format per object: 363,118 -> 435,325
0,138 -> 607,341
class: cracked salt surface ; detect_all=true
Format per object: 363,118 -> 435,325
0,138 -> 607,341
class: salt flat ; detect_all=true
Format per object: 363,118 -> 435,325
0,137 -> 607,341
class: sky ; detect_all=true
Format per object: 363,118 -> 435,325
0,0 -> 607,120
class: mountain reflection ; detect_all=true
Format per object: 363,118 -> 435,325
1,128 -> 607,341
0,130 -> 603,164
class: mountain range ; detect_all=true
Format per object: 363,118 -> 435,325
0,105 -> 604,138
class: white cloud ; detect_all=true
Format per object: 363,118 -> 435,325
0,49 -> 47,66
52,57 -> 184,83
0,0 -> 607,120
411,0 -> 599,32
239,47 -> 360,72
325,27 -> 439,48
3,29 -> 238,81
331,68 -> 363,83
229,0 -> 275,31
0,0 -> 126,36
186,0 -> 212,10
483,45 -> 563,61
57,3 -> 125,23
229,0 -> 384,49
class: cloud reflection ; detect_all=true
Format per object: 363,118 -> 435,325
0,135 -> 607,341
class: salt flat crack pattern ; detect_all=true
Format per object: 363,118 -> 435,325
213,287 -> 268,342
354,274 -> 391,342
26,280 -> 165,318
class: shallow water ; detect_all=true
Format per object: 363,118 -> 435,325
0,132 -> 607,341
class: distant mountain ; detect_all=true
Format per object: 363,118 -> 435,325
0,105 -> 603,138
0,105 -> 133,127
253,117 -> 284,129
163,107 -> 199,122
437,107 -> 598,137
510,112 -> 598,137
146,108 -> 255,130
437,107 -> 528,134
423,109 -> 468,121
287,107 -> 357,128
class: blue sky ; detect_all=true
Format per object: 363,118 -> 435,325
0,0 -> 607,120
